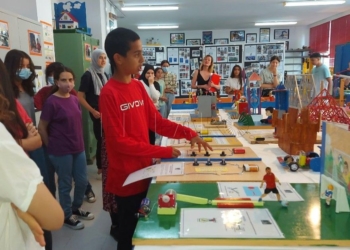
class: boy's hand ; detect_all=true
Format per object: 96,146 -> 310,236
171,147 -> 181,158
11,204 -> 45,247
190,136 -> 213,152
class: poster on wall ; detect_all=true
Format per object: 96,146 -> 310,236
43,43 -> 55,63
142,46 -> 165,66
167,46 -> 203,97
28,30 -> 42,56
84,43 -> 91,61
0,20 -> 10,49
54,1 -> 87,30
243,42 -> 285,82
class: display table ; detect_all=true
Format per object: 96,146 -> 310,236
156,161 -> 266,183
133,183 -> 350,247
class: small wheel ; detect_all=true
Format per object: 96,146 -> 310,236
288,161 -> 299,172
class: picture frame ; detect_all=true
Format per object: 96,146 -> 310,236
274,29 -> 289,40
170,33 -> 185,45
246,33 -> 257,44
230,30 -> 245,42
202,31 -> 213,44
28,30 -> 42,56
259,28 -> 270,42
0,20 -> 10,49
84,43 -> 91,61
186,39 -> 201,46
214,38 -> 229,45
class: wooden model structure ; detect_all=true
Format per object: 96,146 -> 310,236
272,107 -> 320,155
308,89 -> 350,125
284,74 -> 315,111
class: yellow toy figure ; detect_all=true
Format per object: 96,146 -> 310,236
322,184 -> 334,207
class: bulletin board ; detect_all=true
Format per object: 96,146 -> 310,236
142,46 -> 166,66
167,46 -> 203,96
204,45 -> 243,96
243,42 -> 285,83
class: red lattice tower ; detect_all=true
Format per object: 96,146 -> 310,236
307,89 -> 350,125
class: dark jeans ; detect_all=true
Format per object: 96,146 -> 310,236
28,147 -> 53,250
42,146 -> 93,197
115,191 -> 147,250
89,113 -> 102,170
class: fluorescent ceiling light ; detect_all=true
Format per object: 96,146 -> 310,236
121,5 -> 178,11
255,22 -> 297,26
138,25 -> 179,29
284,1 -> 345,6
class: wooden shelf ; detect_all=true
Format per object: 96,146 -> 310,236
285,63 -> 302,66
286,49 -> 310,52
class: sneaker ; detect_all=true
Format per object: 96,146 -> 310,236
64,215 -> 84,230
72,208 -> 95,220
258,198 -> 262,202
85,190 -> 96,203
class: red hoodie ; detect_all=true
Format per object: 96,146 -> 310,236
100,78 -> 197,196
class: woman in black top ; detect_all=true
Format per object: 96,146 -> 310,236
77,49 -> 108,176
191,55 -> 219,96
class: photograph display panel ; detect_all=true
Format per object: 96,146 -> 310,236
204,45 -> 243,96
167,46 -> 203,97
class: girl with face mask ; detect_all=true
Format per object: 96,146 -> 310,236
34,62 -> 78,111
4,49 -> 37,125
38,66 -> 94,230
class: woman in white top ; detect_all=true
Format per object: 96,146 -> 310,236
259,56 -> 281,96
0,83 -> 63,249
225,65 -> 243,100
139,64 -> 161,145
154,67 -> 168,118
139,64 -> 161,110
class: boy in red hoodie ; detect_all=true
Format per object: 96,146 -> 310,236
100,27 -> 212,250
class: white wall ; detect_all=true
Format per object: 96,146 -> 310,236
36,0 -> 53,23
137,26 -> 309,50
85,0 -> 106,48
0,0 -> 38,20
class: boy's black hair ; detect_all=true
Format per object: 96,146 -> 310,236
265,106 -> 274,113
265,167 -> 271,171
310,52 -> 321,59
104,27 -> 140,72
161,60 -> 170,66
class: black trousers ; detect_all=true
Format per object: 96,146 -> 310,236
115,191 -> 147,250
148,130 -> 156,145
89,113 -> 102,169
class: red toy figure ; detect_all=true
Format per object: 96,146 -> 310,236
258,167 -> 288,206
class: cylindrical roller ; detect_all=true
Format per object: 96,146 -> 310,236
217,203 -> 255,208
176,194 -> 209,205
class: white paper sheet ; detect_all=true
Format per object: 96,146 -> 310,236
180,208 -> 284,238
123,162 -> 184,186
217,182 -> 304,201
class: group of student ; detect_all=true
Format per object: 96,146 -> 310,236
0,27 -> 212,250
0,25 -> 332,250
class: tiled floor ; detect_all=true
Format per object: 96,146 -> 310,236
52,109 -> 322,249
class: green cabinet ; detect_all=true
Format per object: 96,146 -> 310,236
53,31 -> 99,164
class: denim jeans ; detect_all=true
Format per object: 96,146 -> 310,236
159,104 -> 167,118
165,93 -> 175,118
49,151 -> 88,219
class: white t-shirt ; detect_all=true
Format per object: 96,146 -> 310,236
225,78 -> 241,99
0,123 -> 44,250
140,80 -> 161,109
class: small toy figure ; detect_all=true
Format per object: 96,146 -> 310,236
260,107 -> 274,124
259,167 -> 288,207
322,184 -> 334,207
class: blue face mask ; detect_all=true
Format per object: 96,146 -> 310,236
47,76 -> 54,85
162,67 -> 168,73
17,68 -> 32,80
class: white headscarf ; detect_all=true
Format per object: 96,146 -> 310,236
88,49 -> 107,95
